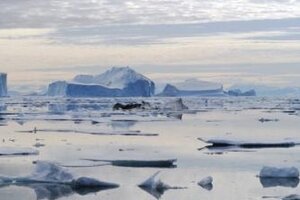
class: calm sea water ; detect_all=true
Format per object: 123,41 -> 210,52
0,96 -> 300,200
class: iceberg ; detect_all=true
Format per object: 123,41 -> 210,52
47,67 -> 155,97
0,73 -> 7,97
226,89 -> 256,96
158,79 -> 224,97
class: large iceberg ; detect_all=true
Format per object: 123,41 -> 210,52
158,79 -> 224,97
0,73 -> 7,97
48,67 -> 155,97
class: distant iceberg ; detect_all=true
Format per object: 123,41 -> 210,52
48,67 -> 155,97
158,79 -> 224,97
226,89 -> 256,97
0,73 -> 7,97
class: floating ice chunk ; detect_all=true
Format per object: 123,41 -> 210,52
282,194 -> 300,200
0,176 -> 13,184
258,118 -> 279,123
138,171 -> 170,199
24,161 -> 74,183
0,147 -> 39,156
199,138 -> 297,149
73,177 -> 119,188
163,98 -> 188,111
82,159 -> 177,168
0,162 -> 118,199
138,171 -> 186,199
259,167 -> 299,178
11,161 -> 119,189
198,176 -> 213,190
260,177 -> 299,188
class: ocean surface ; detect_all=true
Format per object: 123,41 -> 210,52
0,96 -> 300,200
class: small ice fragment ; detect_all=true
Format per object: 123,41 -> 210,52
73,177 -> 119,188
282,194 -> 300,200
0,147 -> 39,156
138,171 -> 170,199
259,166 -> 299,178
198,176 -> 213,190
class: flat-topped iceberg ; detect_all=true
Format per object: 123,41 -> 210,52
0,73 -> 7,97
227,89 -> 256,96
48,67 -> 155,97
158,79 -> 224,97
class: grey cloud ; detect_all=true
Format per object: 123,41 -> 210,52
48,17 -> 300,45
1,0 -> 300,28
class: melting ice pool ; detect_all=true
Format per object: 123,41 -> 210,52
0,97 -> 300,199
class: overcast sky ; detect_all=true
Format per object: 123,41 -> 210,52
1,0 -> 300,88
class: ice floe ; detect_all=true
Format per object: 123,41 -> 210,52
17,128 -> 158,137
0,147 -> 39,156
199,138 -> 298,149
0,161 -> 119,188
81,159 -> 177,168
282,194 -> 300,200
260,177 -> 299,188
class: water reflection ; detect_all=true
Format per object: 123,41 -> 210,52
139,185 -> 168,199
111,120 -> 136,129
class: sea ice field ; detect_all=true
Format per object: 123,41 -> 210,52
1,96 -> 300,200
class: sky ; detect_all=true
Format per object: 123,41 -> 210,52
1,0 -> 300,91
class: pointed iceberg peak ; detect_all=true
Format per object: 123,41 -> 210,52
48,67 -> 155,97
0,73 -> 8,97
